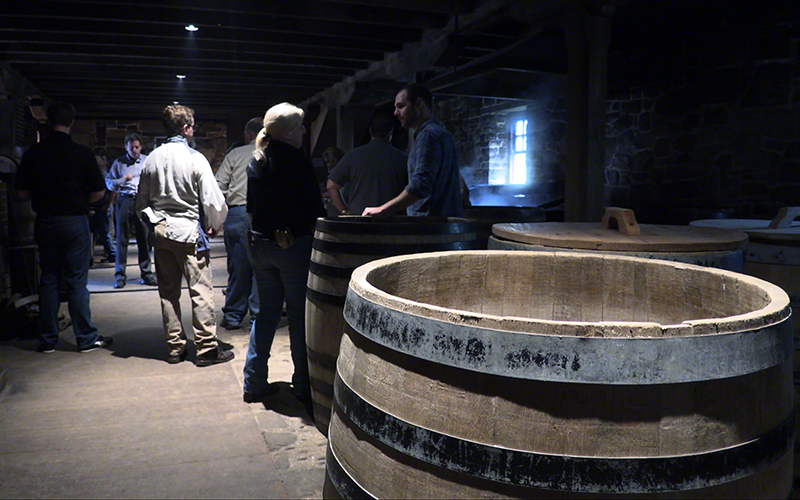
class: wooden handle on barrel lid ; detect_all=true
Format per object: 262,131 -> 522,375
768,207 -> 800,229
601,207 -> 641,236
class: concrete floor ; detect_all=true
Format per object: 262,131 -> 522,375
0,239 -> 328,499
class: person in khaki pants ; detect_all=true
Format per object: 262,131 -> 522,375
136,104 -> 232,366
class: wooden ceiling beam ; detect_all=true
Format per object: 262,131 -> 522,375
12,0 -> 452,30
320,0 -> 477,15
6,54 -> 368,72
0,41 -> 383,65
1,13 -> 423,45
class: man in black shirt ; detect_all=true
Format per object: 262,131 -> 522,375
15,101 -> 114,353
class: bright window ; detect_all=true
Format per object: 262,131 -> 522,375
510,119 -> 528,184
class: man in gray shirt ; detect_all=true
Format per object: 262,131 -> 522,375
326,113 -> 407,215
216,117 -> 262,330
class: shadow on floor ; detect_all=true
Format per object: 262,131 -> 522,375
252,381 -> 316,426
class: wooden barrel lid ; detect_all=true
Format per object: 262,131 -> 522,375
690,208 -> 800,244
493,208 -> 748,252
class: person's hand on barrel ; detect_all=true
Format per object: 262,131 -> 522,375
362,189 -> 419,217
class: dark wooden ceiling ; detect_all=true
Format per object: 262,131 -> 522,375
4,0 -> 785,121
0,0 -> 597,119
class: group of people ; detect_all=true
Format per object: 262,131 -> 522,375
15,82 -> 463,410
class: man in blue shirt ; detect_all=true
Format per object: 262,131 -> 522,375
106,133 -> 157,288
362,83 -> 463,217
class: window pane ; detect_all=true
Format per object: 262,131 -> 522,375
512,153 -> 526,184
508,119 -> 530,186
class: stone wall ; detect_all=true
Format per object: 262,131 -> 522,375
605,10 -> 800,223
436,96 -> 567,207
432,6 -> 799,223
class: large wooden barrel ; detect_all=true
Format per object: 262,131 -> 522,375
305,216 -> 478,435
692,207 -> 800,493
463,205 -> 546,249
489,207 -> 747,272
324,250 -> 794,499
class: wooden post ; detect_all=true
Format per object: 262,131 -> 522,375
564,0 -> 613,222
336,105 -> 355,153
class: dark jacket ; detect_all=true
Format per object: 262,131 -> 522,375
247,139 -> 324,237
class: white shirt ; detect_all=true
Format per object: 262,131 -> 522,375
136,136 -> 227,244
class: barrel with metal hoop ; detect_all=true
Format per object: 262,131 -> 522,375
325,250 -> 793,498
692,206 -> 800,490
305,216 -> 477,435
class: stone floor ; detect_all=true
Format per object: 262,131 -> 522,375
0,239 -> 328,499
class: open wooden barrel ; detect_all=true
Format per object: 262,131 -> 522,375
489,207 -> 748,272
325,250 -> 793,498
305,216 -> 477,435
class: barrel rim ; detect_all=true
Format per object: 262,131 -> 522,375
343,251 -> 792,384
349,250 -> 790,336
491,222 -> 749,252
488,234 -> 747,258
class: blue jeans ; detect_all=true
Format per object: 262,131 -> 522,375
115,194 -> 153,281
243,234 -> 312,397
221,206 -> 258,325
89,203 -> 115,257
35,215 -> 99,348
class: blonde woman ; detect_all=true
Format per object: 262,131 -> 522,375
243,103 -> 325,411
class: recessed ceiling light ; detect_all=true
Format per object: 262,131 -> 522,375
185,24 -> 198,32
176,75 -> 186,79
